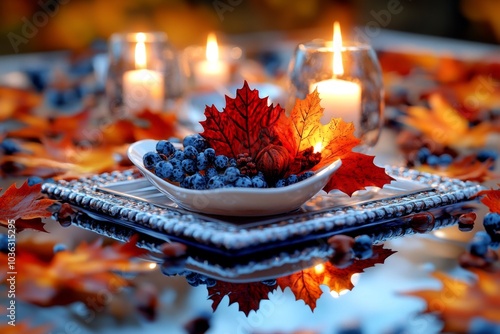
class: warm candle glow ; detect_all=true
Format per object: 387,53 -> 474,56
313,142 -> 323,153
206,32 -> 220,63
333,21 -> 344,76
314,263 -> 325,274
135,33 -> 147,69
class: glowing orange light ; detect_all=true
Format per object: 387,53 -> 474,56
332,21 -> 344,76
135,32 -> 147,69
206,32 -> 220,63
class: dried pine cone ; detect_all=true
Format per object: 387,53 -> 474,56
236,153 -> 258,176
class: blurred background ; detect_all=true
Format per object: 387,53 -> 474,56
0,0 -> 499,55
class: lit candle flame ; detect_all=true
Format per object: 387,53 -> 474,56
135,32 -> 147,69
206,32 -> 220,63
314,263 -> 325,274
332,21 -> 344,76
313,142 -> 323,153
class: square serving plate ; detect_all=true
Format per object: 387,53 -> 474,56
41,166 -> 483,259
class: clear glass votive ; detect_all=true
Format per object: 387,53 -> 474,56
287,40 -> 384,150
106,31 -> 185,118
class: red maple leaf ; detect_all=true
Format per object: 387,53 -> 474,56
0,182 -> 56,232
277,245 -> 396,311
477,184 -> 500,214
200,81 -> 283,159
207,280 -> 275,316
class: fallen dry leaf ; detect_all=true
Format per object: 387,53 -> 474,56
477,185 -> 500,214
417,155 -> 497,182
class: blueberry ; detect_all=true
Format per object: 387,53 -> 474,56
214,155 -> 229,170
185,272 -> 201,287
180,175 -> 193,189
469,317 -> 500,334
416,147 -> 431,163
205,167 -> 218,180
469,231 -> 492,257
426,155 -> 440,166
229,158 -> 237,167
204,148 -> 216,163
183,146 -> 198,160
438,153 -> 453,166
275,179 -> 287,187
251,176 -> 268,188
353,235 -> 373,259
235,176 -> 252,188
261,279 -> 276,286
287,174 -> 299,185
27,176 -> 44,186
53,243 -> 67,253
182,159 -> 197,175
155,161 -> 173,179
169,158 -> 182,170
298,171 -> 314,181
191,173 -> 207,190
171,168 -> 185,182
205,278 -> 216,288
156,140 -> 176,156
1,139 -> 20,155
143,152 -> 163,169
183,134 -> 207,152
208,176 -> 225,189
483,213 -> 500,242
197,153 -> 208,170
173,150 -> 185,161
477,149 -> 498,162
224,167 -> 240,183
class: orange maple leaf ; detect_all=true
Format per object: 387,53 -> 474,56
0,236 -> 150,307
0,87 -> 42,122
401,94 -> 499,149
277,245 -> 396,311
417,155 -> 498,183
0,182 -> 56,232
404,269 -> 500,333
477,184 -> 500,214
207,281 -> 275,316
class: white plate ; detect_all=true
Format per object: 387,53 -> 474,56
127,139 -> 342,216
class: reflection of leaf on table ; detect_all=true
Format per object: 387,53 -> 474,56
0,181 -> 56,232
277,245 -> 396,311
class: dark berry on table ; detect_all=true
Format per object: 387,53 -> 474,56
182,159 -> 197,175
416,147 -> 431,163
298,171 -> 315,181
173,150 -> 185,161
205,167 -> 218,180
53,243 -> 67,253
197,153 -> 208,170
1,138 -> 20,155
426,155 -> 440,166
183,146 -> 198,160
286,174 -> 299,185
169,158 -> 182,170
183,134 -> 208,152
180,175 -> 193,189
261,279 -> 276,286
469,231 -> 492,257
251,175 -> 268,188
214,155 -> 229,170
191,173 -> 207,190
223,167 -> 240,183
155,161 -> 173,179
207,176 -> 225,189
171,168 -> 185,183
235,176 -> 252,188
156,140 -> 176,156
438,153 -> 453,166
275,179 -> 287,187
204,148 -> 216,163
143,152 -> 163,169
27,176 -> 44,186
353,235 -> 373,260
483,213 -> 500,242
477,149 -> 498,162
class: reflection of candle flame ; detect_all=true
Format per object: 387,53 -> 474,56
332,21 -> 344,76
206,32 -> 220,63
313,142 -> 323,153
148,262 -> 157,269
135,32 -> 147,69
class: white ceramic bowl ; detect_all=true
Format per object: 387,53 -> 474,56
128,139 -> 341,216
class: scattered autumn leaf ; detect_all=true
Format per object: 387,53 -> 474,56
401,94 -> 499,149
0,235 -> 150,307
0,87 -> 42,121
404,269 -> 500,333
477,184 -> 500,214
200,81 -> 283,159
417,155 -> 497,182
0,181 -> 56,232
207,280 -> 275,316
277,245 -> 396,311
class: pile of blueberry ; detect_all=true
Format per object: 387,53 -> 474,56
142,134 -> 314,190
416,147 -> 498,168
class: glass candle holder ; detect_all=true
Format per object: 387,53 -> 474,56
106,32 -> 185,118
287,40 -> 384,150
